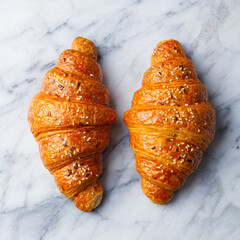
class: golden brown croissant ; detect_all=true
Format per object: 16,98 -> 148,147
124,39 -> 216,204
28,37 -> 116,211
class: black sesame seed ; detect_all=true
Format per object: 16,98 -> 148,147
58,84 -> 64,90
73,163 -> 78,170
67,169 -> 73,177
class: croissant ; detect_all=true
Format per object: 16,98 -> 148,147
28,37 -> 116,211
124,39 -> 216,204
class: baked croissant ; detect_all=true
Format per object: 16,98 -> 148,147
28,37 -> 116,211
124,39 -> 216,204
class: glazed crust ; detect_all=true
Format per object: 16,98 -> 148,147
124,39 -> 216,204
28,37 -> 116,211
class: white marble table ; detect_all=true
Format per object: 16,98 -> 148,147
0,0 -> 239,239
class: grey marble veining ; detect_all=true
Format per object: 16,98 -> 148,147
0,0 -> 240,239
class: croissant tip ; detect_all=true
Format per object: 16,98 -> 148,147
75,192 -> 103,212
141,178 -> 174,205
71,36 -> 98,60
73,180 -> 103,212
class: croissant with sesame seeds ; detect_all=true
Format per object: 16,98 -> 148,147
124,39 -> 216,204
28,37 -> 116,211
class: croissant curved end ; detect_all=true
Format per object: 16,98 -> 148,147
74,180 -> 103,212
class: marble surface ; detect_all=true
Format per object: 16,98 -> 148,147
0,0 -> 240,239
